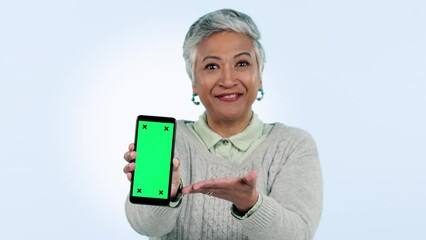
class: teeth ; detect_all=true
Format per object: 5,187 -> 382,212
222,94 -> 237,98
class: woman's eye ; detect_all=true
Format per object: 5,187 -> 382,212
236,61 -> 250,67
205,64 -> 218,70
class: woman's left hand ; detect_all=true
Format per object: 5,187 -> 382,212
182,171 -> 259,213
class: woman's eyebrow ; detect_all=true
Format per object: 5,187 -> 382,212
202,52 -> 252,62
234,52 -> 252,58
202,56 -> 221,62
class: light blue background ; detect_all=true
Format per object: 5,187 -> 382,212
1,0 -> 425,239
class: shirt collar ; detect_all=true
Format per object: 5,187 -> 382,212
193,112 -> 264,152
193,112 -> 222,150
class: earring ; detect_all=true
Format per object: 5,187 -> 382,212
191,93 -> 200,105
256,88 -> 264,101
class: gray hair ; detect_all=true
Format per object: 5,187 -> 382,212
183,9 -> 265,84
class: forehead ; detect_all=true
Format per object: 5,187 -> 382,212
196,31 -> 255,57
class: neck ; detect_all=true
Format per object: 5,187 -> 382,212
206,111 -> 253,138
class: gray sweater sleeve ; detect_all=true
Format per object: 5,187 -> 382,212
124,196 -> 182,237
240,130 -> 323,240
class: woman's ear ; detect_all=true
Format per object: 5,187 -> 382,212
192,85 -> 198,94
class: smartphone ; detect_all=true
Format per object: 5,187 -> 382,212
129,115 -> 176,205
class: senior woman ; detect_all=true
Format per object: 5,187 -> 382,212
123,9 -> 322,240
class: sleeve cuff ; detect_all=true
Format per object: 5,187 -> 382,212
169,179 -> 183,208
231,192 -> 263,220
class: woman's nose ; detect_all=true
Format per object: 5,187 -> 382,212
219,66 -> 237,87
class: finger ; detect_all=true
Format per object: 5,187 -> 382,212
126,172 -> 132,181
172,158 -> 181,181
192,179 -> 215,190
123,143 -> 135,161
182,187 -> 208,195
172,157 -> 180,170
123,151 -> 137,162
171,159 -> 180,178
182,185 -> 194,194
123,162 -> 136,174
192,177 -> 237,190
183,187 -> 225,198
128,143 -> 135,151
240,171 -> 257,187
182,183 -> 224,195
171,178 -> 181,188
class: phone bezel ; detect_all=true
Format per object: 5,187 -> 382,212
129,115 -> 176,205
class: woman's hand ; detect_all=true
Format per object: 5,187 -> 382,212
182,171 -> 259,213
123,143 -> 182,200
123,143 -> 137,181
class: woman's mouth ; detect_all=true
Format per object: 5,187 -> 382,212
216,93 -> 241,101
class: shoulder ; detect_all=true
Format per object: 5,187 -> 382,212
177,119 -> 194,124
270,122 -> 316,144
176,120 -> 194,136
176,120 -> 194,133
175,119 -> 200,146
264,123 -> 319,157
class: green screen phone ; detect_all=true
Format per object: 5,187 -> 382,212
129,115 -> 176,205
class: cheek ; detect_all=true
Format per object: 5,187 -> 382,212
193,80 -> 210,97
194,74 -> 215,91
192,74 -> 203,92
245,72 -> 262,89
253,72 -> 262,89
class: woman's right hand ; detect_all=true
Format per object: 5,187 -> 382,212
123,143 -> 182,200
123,143 -> 137,181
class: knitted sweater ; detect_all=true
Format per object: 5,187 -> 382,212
125,120 -> 323,240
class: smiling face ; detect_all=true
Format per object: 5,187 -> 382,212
193,31 -> 262,127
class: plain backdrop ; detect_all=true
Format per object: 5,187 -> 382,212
1,0 -> 425,239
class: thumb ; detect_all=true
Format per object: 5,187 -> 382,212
172,157 -> 181,182
172,157 -> 180,170
241,170 -> 257,187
